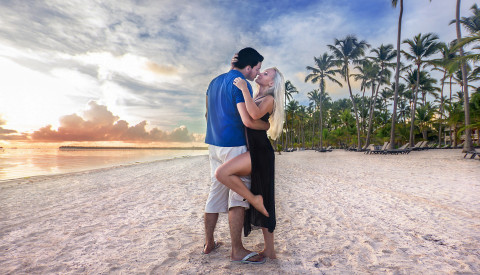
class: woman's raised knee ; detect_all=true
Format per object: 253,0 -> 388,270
215,166 -> 227,183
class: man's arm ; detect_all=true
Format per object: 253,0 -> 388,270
237,102 -> 269,130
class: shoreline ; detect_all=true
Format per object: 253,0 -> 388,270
0,150 -> 479,274
58,146 -> 209,150
0,154 -> 207,187
0,148 -> 208,183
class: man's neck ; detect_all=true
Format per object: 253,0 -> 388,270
233,67 -> 248,79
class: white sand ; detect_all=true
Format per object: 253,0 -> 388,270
0,150 -> 479,274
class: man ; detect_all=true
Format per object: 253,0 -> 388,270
204,47 -> 268,263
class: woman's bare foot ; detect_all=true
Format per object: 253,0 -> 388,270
250,195 -> 269,217
259,249 -> 277,259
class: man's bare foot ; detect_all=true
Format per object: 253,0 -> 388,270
259,249 -> 277,259
203,241 -> 221,254
250,195 -> 269,217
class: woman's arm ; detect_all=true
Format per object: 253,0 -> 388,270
233,77 -> 273,120
237,103 -> 270,131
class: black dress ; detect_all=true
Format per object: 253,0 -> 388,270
244,112 -> 276,237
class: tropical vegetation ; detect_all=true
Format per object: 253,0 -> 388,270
274,2 -> 480,153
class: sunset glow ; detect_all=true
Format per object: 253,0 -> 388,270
0,0 -> 476,148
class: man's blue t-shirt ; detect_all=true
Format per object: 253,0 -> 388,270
205,70 -> 253,147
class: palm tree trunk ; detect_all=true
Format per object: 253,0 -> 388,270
284,101 -> 288,150
389,0 -> 403,150
311,106 -> 316,148
303,121 -> 306,148
384,98 -> 387,115
319,94 -> 324,149
456,0 -> 473,152
409,64 -> 420,147
311,111 -> 315,148
361,87 -> 366,136
366,66 -> 385,147
449,75 -> 453,102
365,83 -> 377,147
346,66 -> 362,151
453,126 -> 458,147
439,71 -> 446,145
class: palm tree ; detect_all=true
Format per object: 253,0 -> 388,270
402,68 -> 438,104
297,105 -> 307,148
416,103 -> 435,140
389,0 -> 404,150
455,0 -> 474,152
417,72 -> 440,106
305,53 -> 343,149
284,81 -> 299,150
380,87 -> 395,115
365,44 -> 396,147
307,102 -> 316,147
450,4 -> 480,34
307,90 -> 318,147
431,41 -> 459,145
286,100 -> 300,149
328,35 -> 370,150
402,32 -> 440,147
444,99 -> 464,146
391,83 -> 409,125
352,59 -> 377,135
389,0 -> 435,149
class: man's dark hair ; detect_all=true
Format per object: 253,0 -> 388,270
233,47 -> 264,69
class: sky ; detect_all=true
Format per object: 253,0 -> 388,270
0,0 -> 477,147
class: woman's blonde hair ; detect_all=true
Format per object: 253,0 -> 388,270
254,67 -> 285,140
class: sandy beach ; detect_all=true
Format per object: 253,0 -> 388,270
0,149 -> 479,274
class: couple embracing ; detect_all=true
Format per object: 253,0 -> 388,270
204,47 -> 285,264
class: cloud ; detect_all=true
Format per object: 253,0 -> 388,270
64,52 -> 182,85
146,61 -> 178,76
31,101 -> 200,142
0,116 -> 28,140
1,0 -> 477,139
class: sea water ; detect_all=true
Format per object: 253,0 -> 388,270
0,148 -> 208,181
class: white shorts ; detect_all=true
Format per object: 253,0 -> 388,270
205,145 -> 251,213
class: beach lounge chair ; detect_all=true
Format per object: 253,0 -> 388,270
441,144 -> 451,149
369,142 -> 389,154
345,146 -> 355,151
464,149 -> 480,159
419,141 -> 430,150
411,141 -> 427,151
398,143 -> 409,150
409,141 -> 422,150
428,143 -> 438,149
386,143 -> 411,155
317,146 -> 333,153
363,144 -> 375,154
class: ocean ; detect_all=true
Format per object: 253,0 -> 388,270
0,148 -> 208,181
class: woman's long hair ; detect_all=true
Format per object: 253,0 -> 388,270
254,67 -> 285,140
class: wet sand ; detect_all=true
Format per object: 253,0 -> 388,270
0,150 -> 479,274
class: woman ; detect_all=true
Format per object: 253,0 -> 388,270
215,66 -> 285,259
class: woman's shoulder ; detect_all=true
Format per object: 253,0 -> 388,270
258,94 -> 274,101
257,95 -> 275,114
263,95 -> 275,104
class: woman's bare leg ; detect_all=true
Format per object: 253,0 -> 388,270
215,152 -> 269,217
260,228 -> 277,259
